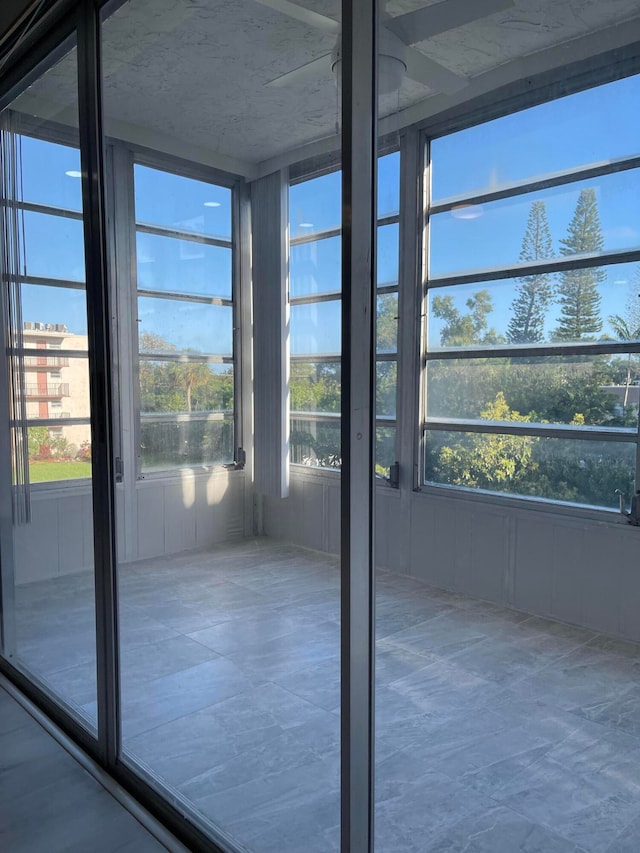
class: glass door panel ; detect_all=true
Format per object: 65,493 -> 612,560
101,1 -> 342,849
0,37 -> 97,731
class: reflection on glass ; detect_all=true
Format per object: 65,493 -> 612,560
291,361 -> 340,414
376,426 -> 396,476
138,298 -> 233,356
377,293 -> 398,353
427,263 -> 640,349
140,362 -> 233,414
425,430 -> 636,509
432,72 -> 640,201
23,210 -> 86,280
290,236 -> 340,298
291,300 -> 341,356
140,418 -> 233,471
376,362 -> 397,418
427,356 -> 640,427
136,232 -> 232,299
430,171 -> 640,277
291,417 -> 341,468
134,164 -> 231,239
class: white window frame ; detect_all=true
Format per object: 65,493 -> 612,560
419,80 -> 640,514
6,120 -> 93,492
288,146 -> 401,479
111,145 -> 243,481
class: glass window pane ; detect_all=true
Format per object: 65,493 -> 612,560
290,236 -> 340,298
427,356 -> 640,428
291,300 -> 341,356
28,425 -> 91,482
290,417 -> 340,468
377,293 -> 398,353
136,232 -> 232,300
21,284 -> 89,336
432,73 -> 640,201
291,361 -> 340,414
427,263 -> 640,349
23,210 -> 85,281
2,38 -> 97,733
378,222 -> 399,287
290,170 -> 341,238
138,298 -> 232,356
25,354 -> 90,421
376,426 -> 396,477
21,136 -> 83,211
140,418 -> 234,471
140,362 -> 233,414
134,164 -> 231,240
430,171 -> 640,278
425,429 -> 636,510
376,361 -> 397,419
378,151 -> 400,218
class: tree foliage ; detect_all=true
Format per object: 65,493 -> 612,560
607,314 -> 640,407
139,333 -> 233,415
554,188 -> 605,340
507,201 -> 554,344
290,293 -> 399,468
431,393 -> 537,489
431,290 -> 501,347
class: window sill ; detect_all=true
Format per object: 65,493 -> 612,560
289,464 -> 398,491
416,482 -> 634,527
30,478 -> 92,496
136,465 -> 243,485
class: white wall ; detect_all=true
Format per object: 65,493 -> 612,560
13,469 -> 247,585
263,467 -> 640,643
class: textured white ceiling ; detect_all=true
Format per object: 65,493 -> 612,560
13,0 -> 640,172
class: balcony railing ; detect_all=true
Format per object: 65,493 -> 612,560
48,411 -> 71,419
23,356 -> 69,368
24,383 -> 70,398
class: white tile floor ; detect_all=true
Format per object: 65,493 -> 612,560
8,538 -> 640,852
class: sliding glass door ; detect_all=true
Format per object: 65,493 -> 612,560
0,0 -> 380,849
0,33 -> 98,732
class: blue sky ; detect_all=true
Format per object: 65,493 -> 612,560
16,70 -> 640,352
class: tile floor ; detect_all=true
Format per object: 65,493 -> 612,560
9,538 -> 640,853
0,685 -> 168,853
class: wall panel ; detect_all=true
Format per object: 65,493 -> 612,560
264,469 -> 640,641
12,471 -> 246,584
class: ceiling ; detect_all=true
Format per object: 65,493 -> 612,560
10,0 -> 640,176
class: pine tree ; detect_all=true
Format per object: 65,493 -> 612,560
554,188 -> 605,341
507,201 -> 554,344
624,265 -> 640,332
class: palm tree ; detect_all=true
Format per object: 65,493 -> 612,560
608,315 -> 640,407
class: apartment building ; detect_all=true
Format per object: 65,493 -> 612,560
23,321 -> 91,449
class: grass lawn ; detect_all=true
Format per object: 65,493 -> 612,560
30,460 -> 92,483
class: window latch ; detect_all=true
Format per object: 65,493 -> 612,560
115,456 -> 124,483
224,447 -> 246,471
615,489 -> 640,526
